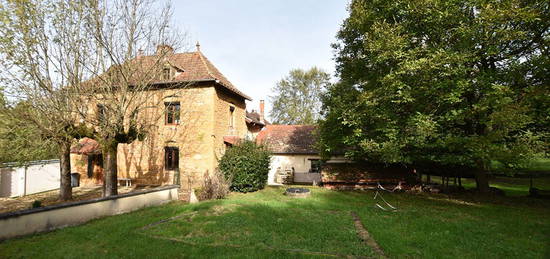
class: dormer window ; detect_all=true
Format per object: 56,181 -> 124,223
162,67 -> 171,81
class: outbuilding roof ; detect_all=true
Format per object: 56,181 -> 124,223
70,138 -> 100,155
256,125 -> 318,154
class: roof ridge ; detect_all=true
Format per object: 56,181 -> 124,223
196,51 -> 216,79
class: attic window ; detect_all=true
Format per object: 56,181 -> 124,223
162,67 -> 172,81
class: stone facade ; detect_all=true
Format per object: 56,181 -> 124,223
70,49 -> 250,190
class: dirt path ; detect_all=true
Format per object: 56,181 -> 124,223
351,211 -> 387,258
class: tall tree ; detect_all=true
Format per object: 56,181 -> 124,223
0,98 -> 57,164
320,0 -> 549,192
76,0 -> 187,197
0,0 -> 95,200
269,67 -> 330,124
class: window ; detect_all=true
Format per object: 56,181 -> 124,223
164,147 -> 179,170
97,104 -> 106,123
229,105 -> 235,128
309,159 -> 322,173
162,67 -> 171,80
165,102 -> 180,125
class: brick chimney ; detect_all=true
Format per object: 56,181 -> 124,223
156,44 -> 174,56
259,100 -> 265,122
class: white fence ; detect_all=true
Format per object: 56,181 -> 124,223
0,160 -> 60,198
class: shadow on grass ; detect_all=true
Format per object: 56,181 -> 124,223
1,186 -> 549,258
141,188 -> 375,257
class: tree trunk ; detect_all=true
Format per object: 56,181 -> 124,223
59,141 -> 72,201
103,146 -> 118,197
474,170 -> 490,193
427,174 -> 431,184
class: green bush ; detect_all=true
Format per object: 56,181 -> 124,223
31,200 -> 42,208
219,141 -> 271,192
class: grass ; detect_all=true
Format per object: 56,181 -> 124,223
1,186 -> 549,258
491,158 -> 550,172
423,175 -> 550,197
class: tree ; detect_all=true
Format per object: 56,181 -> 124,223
269,67 -> 330,124
75,0 -> 187,196
0,0 -> 185,198
0,0 -> 96,200
320,0 -> 549,192
0,98 -> 57,164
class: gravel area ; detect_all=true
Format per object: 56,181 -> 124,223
0,185 -> 155,214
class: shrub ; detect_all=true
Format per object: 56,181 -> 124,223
219,140 -> 271,192
31,200 -> 42,208
196,170 -> 231,201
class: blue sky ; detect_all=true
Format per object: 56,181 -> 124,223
172,1 -> 349,116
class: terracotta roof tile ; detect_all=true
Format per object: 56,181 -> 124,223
137,51 -> 251,100
223,136 -> 241,145
256,125 -> 318,154
70,138 -> 100,154
246,111 -> 265,125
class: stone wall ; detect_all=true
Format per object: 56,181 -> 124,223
212,88 -> 247,167
117,86 -> 217,188
321,162 -> 416,189
71,84 -> 248,190
70,154 -> 103,186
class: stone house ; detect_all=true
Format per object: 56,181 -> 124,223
71,45 -> 251,190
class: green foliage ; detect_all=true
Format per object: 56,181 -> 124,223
320,0 -> 549,176
218,141 -> 271,192
31,200 -> 42,208
269,67 -> 331,124
0,97 -> 57,164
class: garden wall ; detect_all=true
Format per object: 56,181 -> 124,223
0,185 -> 179,240
0,160 -> 60,197
321,162 -> 417,189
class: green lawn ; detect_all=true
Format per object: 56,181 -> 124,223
423,175 -> 550,197
491,158 -> 550,173
1,187 -> 549,258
